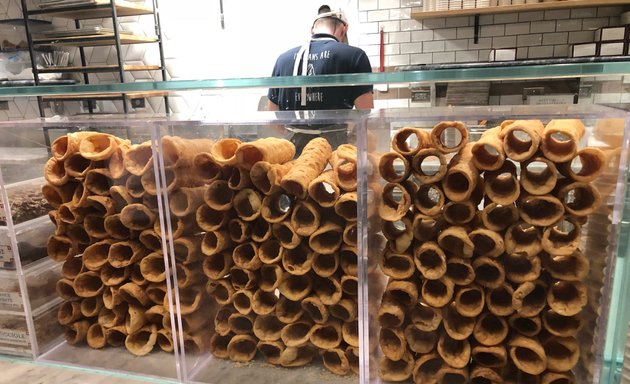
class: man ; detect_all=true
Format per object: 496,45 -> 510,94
267,5 -> 374,152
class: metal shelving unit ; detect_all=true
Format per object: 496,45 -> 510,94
20,0 -> 170,116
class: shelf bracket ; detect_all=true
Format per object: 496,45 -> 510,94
473,14 -> 480,45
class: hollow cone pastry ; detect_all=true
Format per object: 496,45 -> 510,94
227,166 -> 251,190
169,186 -> 206,217
541,217 -> 581,256
250,161 -> 292,195
302,295 -> 330,324
481,203 -> 519,232
44,157 -> 69,186
279,344 -> 317,367
104,214 -> 132,240
502,120 -> 544,161
310,320 -> 343,350
384,280 -> 419,309
547,280 -> 587,316
541,119 -> 585,163
520,157 -> 558,195
87,195 -> 115,216
125,304 -> 147,334
226,334 -> 257,362
378,182 -> 412,221
454,284 -> 484,317
469,228 -> 504,258
414,183 -> 445,216
234,137 -> 295,170
508,313 -> 541,337
192,152 -> 222,185
108,142 -> 129,179
282,242 -> 313,276
334,192 -> 357,222
411,148 -> 447,185
203,179 -> 234,211
471,344 -> 507,368
279,272 -> 312,301
52,132 -> 92,161
400,323 -> 436,354
253,312 -> 283,341
139,229 -> 162,253
161,136 -> 213,169
438,226 -> 473,258
540,337 -> 580,373
83,239 -> 116,271
86,323 -> 107,349
413,214 -> 446,242
422,277 -> 454,308
473,257 -> 505,289
309,221 -> 343,254
119,282 -> 150,307
542,371 -> 576,384
379,351 -> 414,382
486,283 -> 515,317
58,203 -> 90,225
436,366 -> 469,384
120,204 -> 156,231
556,180 -> 601,217
233,188 -> 262,222
431,121 -> 468,154
484,161 -> 520,205
305,171 -> 339,208
471,126 -> 505,171
558,146 -> 606,182
125,324 -> 158,356
289,200 -> 321,237
108,240 -> 148,268
378,296 -> 406,328
505,253 -> 541,284
62,256 -> 83,280
379,151 -> 410,183
518,194 -> 565,227
229,266 -> 257,291
443,201 -> 476,225
413,353 -> 445,384
314,275 -> 343,306
442,143 -> 478,202
74,271 -> 104,298
110,185 -> 136,211
123,141 -> 153,176
381,251 -> 415,280
437,333 -> 471,369
542,310 -> 582,337
64,152 -> 96,179
392,127 -> 431,156
441,301 -> 475,341
330,144 -> 357,192
542,250 -> 589,282
125,174 -> 145,199
473,312 -> 508,346
201,230 -> 232,256
42,181 -> 76,209
383,217 -> 413,253
413,242 -> 446,280
196,205 -> 231,232
504,221 -> 542,257
508,336 -> 547,375
207,279 -> 234,305
281,138 -> 332,198
470,366 -> 502,384
58,301 -> 83,325
272,221 -> 300,249
48,235 -> 75,262
256,340 -> 285,364
209,138 -> 241,165
79,132 -> 125,161
138,252 -> 167,283
261,191 -> 293,223
65,319 -> 90,345
322,348 -> 351,376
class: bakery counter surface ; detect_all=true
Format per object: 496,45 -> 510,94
0,355 -> 173,383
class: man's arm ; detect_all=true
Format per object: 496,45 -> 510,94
267,98 -> 280,111
354,92 -> 374,109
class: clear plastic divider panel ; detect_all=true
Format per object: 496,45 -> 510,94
0,119 -> 181,380
363,105 -> 629,384
156,110 -> 364,384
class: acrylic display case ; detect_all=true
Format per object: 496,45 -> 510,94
0,104 -> 627,384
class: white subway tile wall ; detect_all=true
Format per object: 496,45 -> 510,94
357,2 -> 623,66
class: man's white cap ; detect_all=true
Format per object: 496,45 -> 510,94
314,5 -> 348,25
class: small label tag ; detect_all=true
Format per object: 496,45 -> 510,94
0,292 -> 23,311
0,328 -> 29,346
0,244 -> 13,263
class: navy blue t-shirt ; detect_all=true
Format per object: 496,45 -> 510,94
268,34 -> 373,110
